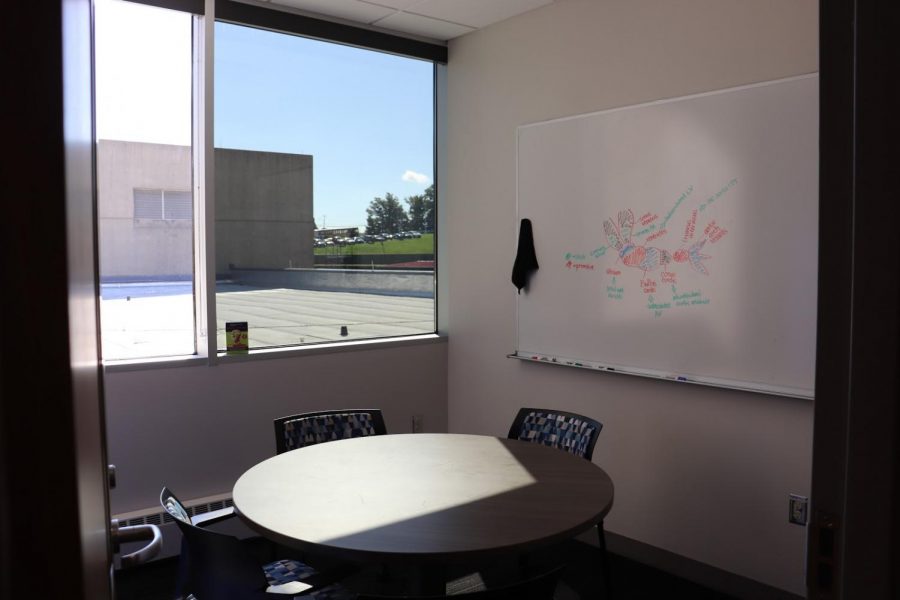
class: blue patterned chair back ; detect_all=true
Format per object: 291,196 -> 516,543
507,408 -> 602,461
274,409 -> 387,454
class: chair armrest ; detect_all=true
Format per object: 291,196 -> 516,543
191,506 -> 235,527
111,520 -> 163,568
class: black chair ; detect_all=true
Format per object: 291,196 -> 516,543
274,409 -> 388,454
357,564 -> 564,599
507,408 -> 609,597
161,487 -> 354,600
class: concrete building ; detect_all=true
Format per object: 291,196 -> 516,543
97,140 -> 314,280
215,147 -> 315,274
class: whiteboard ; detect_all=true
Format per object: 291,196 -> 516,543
515,75 -> 818,399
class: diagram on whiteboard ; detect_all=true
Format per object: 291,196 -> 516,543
563,177 -> 736,317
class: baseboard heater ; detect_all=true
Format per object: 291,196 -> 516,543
115,492 -> 234,528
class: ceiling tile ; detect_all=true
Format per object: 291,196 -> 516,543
409,0 -> 553,29
372,11 -> 475,40
361,0 -> 421,9
269,0 -> 395,24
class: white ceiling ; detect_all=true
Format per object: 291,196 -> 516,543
260,0 -> 555,42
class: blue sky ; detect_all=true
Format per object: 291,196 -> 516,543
95,0 -> 434,229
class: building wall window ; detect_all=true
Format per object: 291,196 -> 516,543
133,189 -> 193,221
163,190 -> 193,220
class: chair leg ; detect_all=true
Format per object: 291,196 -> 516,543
174,538 -> 192,599
597,520 -> 612,599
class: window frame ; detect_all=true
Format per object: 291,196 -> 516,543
99,0 -> 448,371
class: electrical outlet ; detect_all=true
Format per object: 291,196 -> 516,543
412,414 -> 424,433
789,494 -> 808,525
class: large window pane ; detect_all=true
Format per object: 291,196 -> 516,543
214,23 -> 435,351
94,0 -> 196,360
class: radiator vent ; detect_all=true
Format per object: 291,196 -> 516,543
119,496 -> 234,528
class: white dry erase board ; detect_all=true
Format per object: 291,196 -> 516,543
514,75 -> 818,399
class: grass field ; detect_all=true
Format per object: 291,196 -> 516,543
314,233 -> 434,256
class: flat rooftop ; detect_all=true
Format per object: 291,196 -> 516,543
100,283 -> 434,360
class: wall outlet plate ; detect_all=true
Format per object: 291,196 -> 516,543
789,494 -> 808,525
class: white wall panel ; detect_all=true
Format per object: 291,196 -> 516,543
445,0 -> 817,594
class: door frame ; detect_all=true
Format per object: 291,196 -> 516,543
0,0 -> 110,598
810,0 -> 899,598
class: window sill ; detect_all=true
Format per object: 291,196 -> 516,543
102,353 -> 208,374
215,333 -> 446,364
102,334 -> 446,373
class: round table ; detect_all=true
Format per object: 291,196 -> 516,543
233,433 -> 613,568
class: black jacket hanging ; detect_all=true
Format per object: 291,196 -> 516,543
512,218 -> 539,293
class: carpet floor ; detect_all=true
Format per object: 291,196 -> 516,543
114,539 -> 737,600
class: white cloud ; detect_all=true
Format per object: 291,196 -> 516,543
401,170 -> 430,184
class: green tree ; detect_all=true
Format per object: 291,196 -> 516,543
366,193 -> 409,234
406,194 -> 427,231
406,185 -> 435,232
422,184 -> 435,232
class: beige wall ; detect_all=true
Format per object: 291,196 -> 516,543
97,141 -> 315,279
445,0 -> 817,594
216,148 -> 315,273
105,341 -> 448,514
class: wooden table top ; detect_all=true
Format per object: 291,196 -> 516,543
233,433 -> 614,563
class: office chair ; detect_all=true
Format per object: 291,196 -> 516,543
507,407 -> 602,460
161,487 -> 354,600
274,409 -> 387,454
507,408 -> 609,597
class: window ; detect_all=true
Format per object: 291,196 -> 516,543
93,0 -> 442,362
134,189 -> 193,221
94,0 -> 196,361
213,22 -> 436,351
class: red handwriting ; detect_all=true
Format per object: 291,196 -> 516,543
703,220 -> 728,243
606,268 -> 621,276
641,278 -> 657,293
661,271 -> 676,283
683,209 -> 697,242
639,213 -> 658,226
566,261 -> 594,270
709,227 -> 728,243
646,228 -> 667,242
